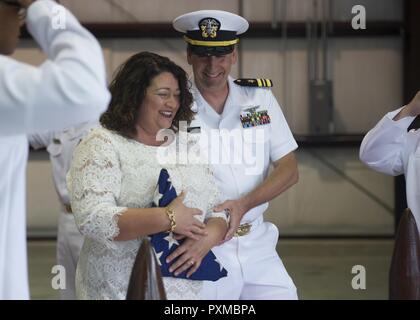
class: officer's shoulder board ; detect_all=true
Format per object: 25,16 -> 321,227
234,78 -> 273,88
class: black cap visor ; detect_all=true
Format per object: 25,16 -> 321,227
189,44 -> 234,57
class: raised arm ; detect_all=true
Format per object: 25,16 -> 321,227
0,0 -> 110,135
359,91 -> 420,176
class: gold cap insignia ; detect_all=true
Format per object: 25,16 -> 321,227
199,17 -> 220,38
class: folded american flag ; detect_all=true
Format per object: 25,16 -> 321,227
149,169 -> 228,281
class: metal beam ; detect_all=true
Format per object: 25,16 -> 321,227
20,21 -> 403,39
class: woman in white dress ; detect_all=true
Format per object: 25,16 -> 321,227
66,52 -> 228,299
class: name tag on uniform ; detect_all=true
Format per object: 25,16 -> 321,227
240,106 -> 271,128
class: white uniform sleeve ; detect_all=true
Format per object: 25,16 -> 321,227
359,107 -> 414,176
267,90 -> 298,161
203,167 -> 229,224
0,0 -> 110,136
66,130 -> 127,249
27,130 -> 54,150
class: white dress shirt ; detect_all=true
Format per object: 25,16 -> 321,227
191,77 -> 298,292
191,77 -> 298,223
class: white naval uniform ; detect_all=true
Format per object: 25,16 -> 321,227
28,121 -> 98,299
360,107 -> 420,235
0,0 -> 110,299
191,76 -> 298,299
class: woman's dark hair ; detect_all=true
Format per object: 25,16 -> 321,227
100,52 -> 194,138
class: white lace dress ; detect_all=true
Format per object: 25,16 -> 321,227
66,127 -> 227,300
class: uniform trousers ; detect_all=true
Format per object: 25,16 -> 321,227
201,219 -> 298,300
56,210 -> 84,300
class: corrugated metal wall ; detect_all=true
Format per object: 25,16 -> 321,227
24,0 -> 401,236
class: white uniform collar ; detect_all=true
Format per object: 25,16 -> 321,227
191,76 -> 242,128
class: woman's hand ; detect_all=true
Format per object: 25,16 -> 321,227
169,192 -> 207,240
166,236 -> 213,278
166,217 -> 227,278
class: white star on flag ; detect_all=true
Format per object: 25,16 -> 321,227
214,258 -> 224,272
153,188 -> 164,204
153,247 -> 163,266
164,232 -> 179,249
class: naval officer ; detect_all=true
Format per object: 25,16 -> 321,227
171,10 -> 299,299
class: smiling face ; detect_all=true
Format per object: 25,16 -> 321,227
0,3 -> 21,55
187,47 -> 237,92
136,71 -> 181,136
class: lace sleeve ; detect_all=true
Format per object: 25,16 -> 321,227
66,130 -> 127,249
206,211 -> 229,223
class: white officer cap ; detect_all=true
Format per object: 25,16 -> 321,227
172,10 -> 249,56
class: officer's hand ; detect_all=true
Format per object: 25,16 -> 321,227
17,0 -> 36,9
395,90 -> 420,120
214,199 -> 248,243
169,191 -> 207,240
406,90 -> 420,116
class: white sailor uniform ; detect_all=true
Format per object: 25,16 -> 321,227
191,76 -> 299,299
0,0 -> 109,299
28,121 -> 98,299
360,107 -> 420,235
